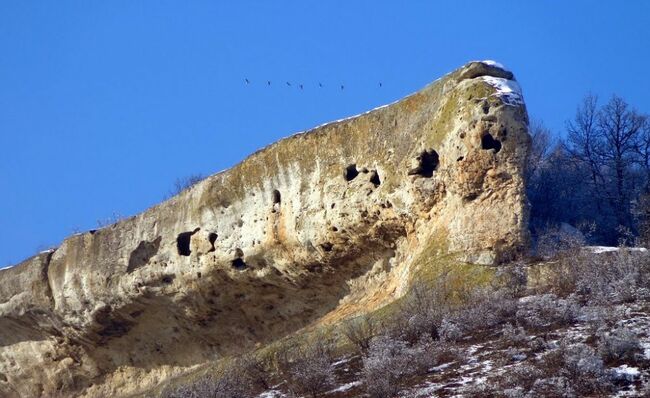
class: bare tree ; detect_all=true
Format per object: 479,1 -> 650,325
525,119 -> 554,181
560,94 -> 648,242
596,96 -> 646,230
635,119 -> 650,185
565,94 -> 606,209
167,174 -> 205,198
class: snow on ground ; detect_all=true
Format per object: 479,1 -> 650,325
588,246 -> 648,254
327,381 -> 362,394
257,390 -> 287,398
614,365 -> 641,380
331,356 -> 353,367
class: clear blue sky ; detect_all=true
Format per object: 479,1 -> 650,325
1,1 -> 649,267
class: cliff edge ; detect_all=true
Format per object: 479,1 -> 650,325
0,61 -> 530,397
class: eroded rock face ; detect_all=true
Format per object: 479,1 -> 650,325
0,61 -> 530,397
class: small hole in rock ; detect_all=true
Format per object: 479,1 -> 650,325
208,233 -> 218,252
344,164 -> 359,181
457,156 -> 464,162
161,274 -> 175,284
231,258 -> 248,270
321,242 -> 333,252
481,133 -> 502,153
369,171 -> 381,187
272,189 -> 281,205
197,272 -> 202,279
408,149 -> 439,178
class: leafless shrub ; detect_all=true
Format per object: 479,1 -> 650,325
538,342 -> 612,395
500,363 -> 545,392
267,341 -> 292,376
539,229 -> 649,303
392,275 -> 518,344
597,326 -> 642,365
573,250 -> 645,304
362,336 -> 409,398
391,280 -> 454,343
500,323 -> 529,348
438,318 -> 463,342
236,353 -> 272,390
536,224 -> 586,259
342,315 -> 377,353
464,364 -> 543,397
515,294 -> 580,330
161,364 -> 254,398
362,335 -> 441,398
168,174 -> 205,198
284,337 -> 336,398
462,382 -> 499,398
526,376 -> 576,398
96,212 -> 125,228
451,288 -> 518,333
565,343 -> 612,394
527,336 -> 551,354
582,304 -> 626,329
475,340 -> 613,397
495,263 -> 529,297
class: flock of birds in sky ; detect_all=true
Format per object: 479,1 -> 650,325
243,78 -> 382,90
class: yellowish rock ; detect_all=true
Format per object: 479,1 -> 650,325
0,61 -> 530,397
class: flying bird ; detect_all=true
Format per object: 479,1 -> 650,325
286,82 -> 291,87
299,84 -> 303,90
319,82 -> 323,88
267,81 -> 271,86
340,84 -> 345,90
379,82 -> 383,88
244,78 -> 250,84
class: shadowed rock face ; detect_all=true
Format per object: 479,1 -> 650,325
0,61 -> 530,397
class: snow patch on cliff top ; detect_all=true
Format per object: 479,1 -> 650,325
480,76 -> 524,107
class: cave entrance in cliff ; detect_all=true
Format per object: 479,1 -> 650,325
409,149 -> 439,178
232,258 -> 248,270
271,189 -> 281,213
370,170 -> 381,187
344,164 -> 359,181
176,228 -> 199,256
481,133 -> 502,153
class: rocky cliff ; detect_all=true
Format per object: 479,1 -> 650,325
0,61 -> 530,397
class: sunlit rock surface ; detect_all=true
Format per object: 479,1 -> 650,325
0,61 -> 530,397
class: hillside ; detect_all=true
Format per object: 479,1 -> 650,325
0,61 -> 530,398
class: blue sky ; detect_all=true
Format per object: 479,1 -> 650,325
1,1 -> 649,267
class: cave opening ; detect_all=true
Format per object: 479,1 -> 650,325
176,228 -> 199,256
344,164 -> 359,181
231,258 -> 248,270
481,133 -> 502,153
208,232 -> 218,252
370,170 -> 381,187
272,189 -> 281,205
409,149 -> 439,178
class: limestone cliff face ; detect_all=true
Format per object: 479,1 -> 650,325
0,61 -> 530,397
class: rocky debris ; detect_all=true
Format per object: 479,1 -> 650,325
0,60 -> 530,397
